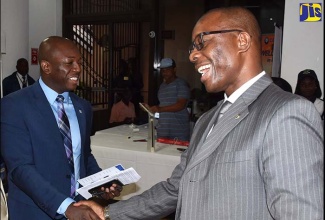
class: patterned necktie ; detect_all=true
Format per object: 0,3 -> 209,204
22,75 -> 27,88
56,95 -> 75,198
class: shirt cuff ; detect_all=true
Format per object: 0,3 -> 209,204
57,197 -> 75,217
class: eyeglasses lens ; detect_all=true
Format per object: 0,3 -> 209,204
189,34 -> 204,54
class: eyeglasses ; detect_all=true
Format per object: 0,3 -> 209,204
188,29 -> 243,54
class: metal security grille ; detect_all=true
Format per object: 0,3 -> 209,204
72,22 -> 140,108
68,0 -> 141,14
63,0 -> 155,131
64,0 -> 142,108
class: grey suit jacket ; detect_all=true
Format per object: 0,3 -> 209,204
110,75 -> 324,220
0,179 -> 8,220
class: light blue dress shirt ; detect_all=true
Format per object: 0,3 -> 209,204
39,78 -> 81,216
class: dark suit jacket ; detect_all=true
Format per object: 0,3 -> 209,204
1,81 -> 101,219
2,71 -> 36,96
108,74 -> 323,219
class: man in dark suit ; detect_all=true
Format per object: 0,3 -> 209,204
2,58 -> 36,96
1,58 -> 35,192
76,7 -> 323,220
1,36 -> 121,220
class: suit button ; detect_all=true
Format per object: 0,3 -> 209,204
66,174 -> 71,178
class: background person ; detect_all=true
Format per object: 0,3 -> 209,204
271,76 -> 292,93
112,59 -> 132,91
2,58 -> 35,96
1,36 -> 121,220
76,7 -> 323,219
109,88 -> 136,127
127,57 -> 144,118
113,58 -> 144,122
294,69 -> 323,119
146,58 -> 191,141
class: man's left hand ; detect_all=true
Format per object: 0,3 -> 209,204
100,183 -> 123,200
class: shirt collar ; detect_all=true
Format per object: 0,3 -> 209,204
16,72 -> 26,79
224,71 -> 266,104
39,77 -> 70,105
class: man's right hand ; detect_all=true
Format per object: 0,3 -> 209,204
65,201 -> 105,220
73,200 -> 105,220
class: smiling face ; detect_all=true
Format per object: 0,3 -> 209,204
189,7 -> 262,96
39,37 -> 82,94
190,18 -> 241,94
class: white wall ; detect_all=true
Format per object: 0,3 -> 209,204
1,0 -> 29,79
0,0 -> 62,81
281,1 -> 324,97
29,0 -> 62,78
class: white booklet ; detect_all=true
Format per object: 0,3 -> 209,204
77,164 -> 141,199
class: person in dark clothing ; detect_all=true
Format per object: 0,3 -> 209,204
271,77 -> 292,93
2,58 -> 35,96
294,69 -> 323,119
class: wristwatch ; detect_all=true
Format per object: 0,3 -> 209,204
104,205 -> 110,220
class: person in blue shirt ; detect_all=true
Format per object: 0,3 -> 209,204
147,58 -> 191,141
1,36 -> 121,220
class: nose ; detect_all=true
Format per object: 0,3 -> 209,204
73,61 -> 81,72
189,49 -> 199,63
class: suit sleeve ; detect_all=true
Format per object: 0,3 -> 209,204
108,148 -> 189,219
1,96 -> 68,218
262,98 -> 324,219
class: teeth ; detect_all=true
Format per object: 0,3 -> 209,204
70,77 -> 78,81
198,64 -> 211,75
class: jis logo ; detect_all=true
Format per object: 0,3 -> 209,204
300,3 -> 322,22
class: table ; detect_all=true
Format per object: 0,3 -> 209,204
91,124 -> 185,200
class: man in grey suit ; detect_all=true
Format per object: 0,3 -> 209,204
76,7 -> 324,219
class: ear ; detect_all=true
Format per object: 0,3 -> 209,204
237,32 -> 251,53
40,60 -> 51,75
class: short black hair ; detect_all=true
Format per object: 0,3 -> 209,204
271,77 -> 292,93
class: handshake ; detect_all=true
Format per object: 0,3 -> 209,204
65,182 -> 121,220
73,199 -> 110,220
65,164 -> 141,219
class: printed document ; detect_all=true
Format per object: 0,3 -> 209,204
77,164 -> 141,199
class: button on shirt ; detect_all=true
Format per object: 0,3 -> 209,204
39,78 -> 81,215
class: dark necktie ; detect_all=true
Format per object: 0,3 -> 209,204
56,95 -> 75,198
22,75 -> 27,88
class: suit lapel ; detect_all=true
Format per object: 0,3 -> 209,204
32,82 -> 62,134
191,103 -> 222,145
185,74 -> 272,173
186,99 -> 249,171
30,82 -> 70,172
